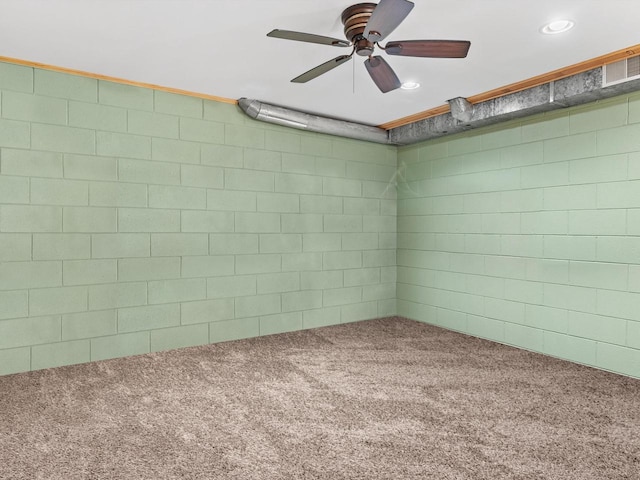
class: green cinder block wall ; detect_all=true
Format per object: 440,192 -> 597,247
0,61 -> 397,375
397,93 -> 640,379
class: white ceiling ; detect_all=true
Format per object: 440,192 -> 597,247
1,0 -> 639,126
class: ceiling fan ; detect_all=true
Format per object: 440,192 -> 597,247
267,0 -> 471,93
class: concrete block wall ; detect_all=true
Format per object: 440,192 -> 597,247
0,61 -> 397,375
397,94 -> 640,379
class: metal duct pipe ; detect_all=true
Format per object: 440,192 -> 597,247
238,98 -> 391,145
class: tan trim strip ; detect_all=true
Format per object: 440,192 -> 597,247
378,43 -> 640,130
0,55 -> 238,105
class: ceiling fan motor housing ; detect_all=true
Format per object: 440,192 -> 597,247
342,3 -> 377,56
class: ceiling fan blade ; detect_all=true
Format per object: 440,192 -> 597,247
364,0 -> 414,42
267,29 -> 350,47
291,54 -> 353,83
364,56 -> 401,93
385,40 -> 471,58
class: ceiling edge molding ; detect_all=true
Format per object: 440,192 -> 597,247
0,55 -> 237,105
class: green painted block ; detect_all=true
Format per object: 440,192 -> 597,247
597,123 -> 640,156
567,311 -> 627,346
31,339 -> 90,371
282,252 -> 322,272
118,158 -> 180,186
257,193 -> 298,213
29,286 -> 87,316
209,234 -> 258,254
344,267 -> 381,287
2,92 -> 67,124
62,310 -> 117,341
207,189 -> 256,212
118,208 -> 180,232
282,290 -> 321,312
97,132 -> 151,159
244,148 -> 282,172
466,315 -> 505,342
300,195 -> 342,214
179,117 -> 224,143
33,234 -> 89,260
154,91 -> 203,118
63,259 -> 117,286
377,298 -> 396,317
341,301 -> 377,323
32,124 -> 95,154
181,211 -> 234,233
63,206 -> 116,233
35,70 -> 96,101
301,271 -> 342,290
0,62 -> 33,92
88,282 -> 147,310
628,321 -> 640,349
344,198 -> 380,216
301,135 -> 331,157
31,178 -> 89,206
524,305 -> 568,333
225,169 -> 274,192
543,283 -> 597,314
595,343 -> 640,378
68,101 -> 127,132
181,255 -> 234,278
281,214 -> 323,233
323,177 -> 361,197
568,210 -> 626,236
98,81 -> 153,110
302,307 -> 341,329
92,233 -> 150,258
148,278 -> 206,304
323,286 -> 362,307
363,250 -> 395,267
436,308 -> 467,331
210,317 -> 259,343
181,164 -> 224,189
236,254 -> 281,274
0,347 -> 31,376
90,331 -> 150,362
323,251 -> 361,270
0,118 -> 30,148
118,303 -> 180,333
265,130 -> 301,154
275,173 -> 322,195
363,215 -> 396,233
0,234 -> 31,261
201,144 -> 243,168
0,148 -> 63,178
128,110 -> 179,138
0,315 -> 60,349
0,205 -> 62,232
118,257 -> 181,282
235,212 -> 280,233
0,261 -> 61,290
150,323 -> 209,352
303,233 -> 341,252
324,215 -> 362,233
281,153 -> 315,175
152,138 -> 200,164
504,323 -> 543,352
0,290 -> 28,320
260,312 -> 302,336
0,176 -> 29,204
597,289 -> 640,322
235,294 -> 280,318
259,234 -> 302,254
149,185 -> 206,209
181,298 -> 234,325
257,272 -> 300,294
225,124 -> 265,149
64,154 -> 118,181
150,233 -> 207,257
521,111 -> 570,142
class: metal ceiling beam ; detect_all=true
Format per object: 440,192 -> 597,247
389,67 -> 640,145
237,98 -> 391,144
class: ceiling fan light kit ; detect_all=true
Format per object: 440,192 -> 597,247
267,0 -> 470,93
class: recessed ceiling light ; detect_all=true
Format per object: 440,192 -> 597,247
401,81 -> 420,90
540,19 -> 575,35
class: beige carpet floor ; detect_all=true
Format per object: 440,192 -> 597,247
0,317 -> 639,479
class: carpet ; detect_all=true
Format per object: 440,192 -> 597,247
0,317 -> 639,479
